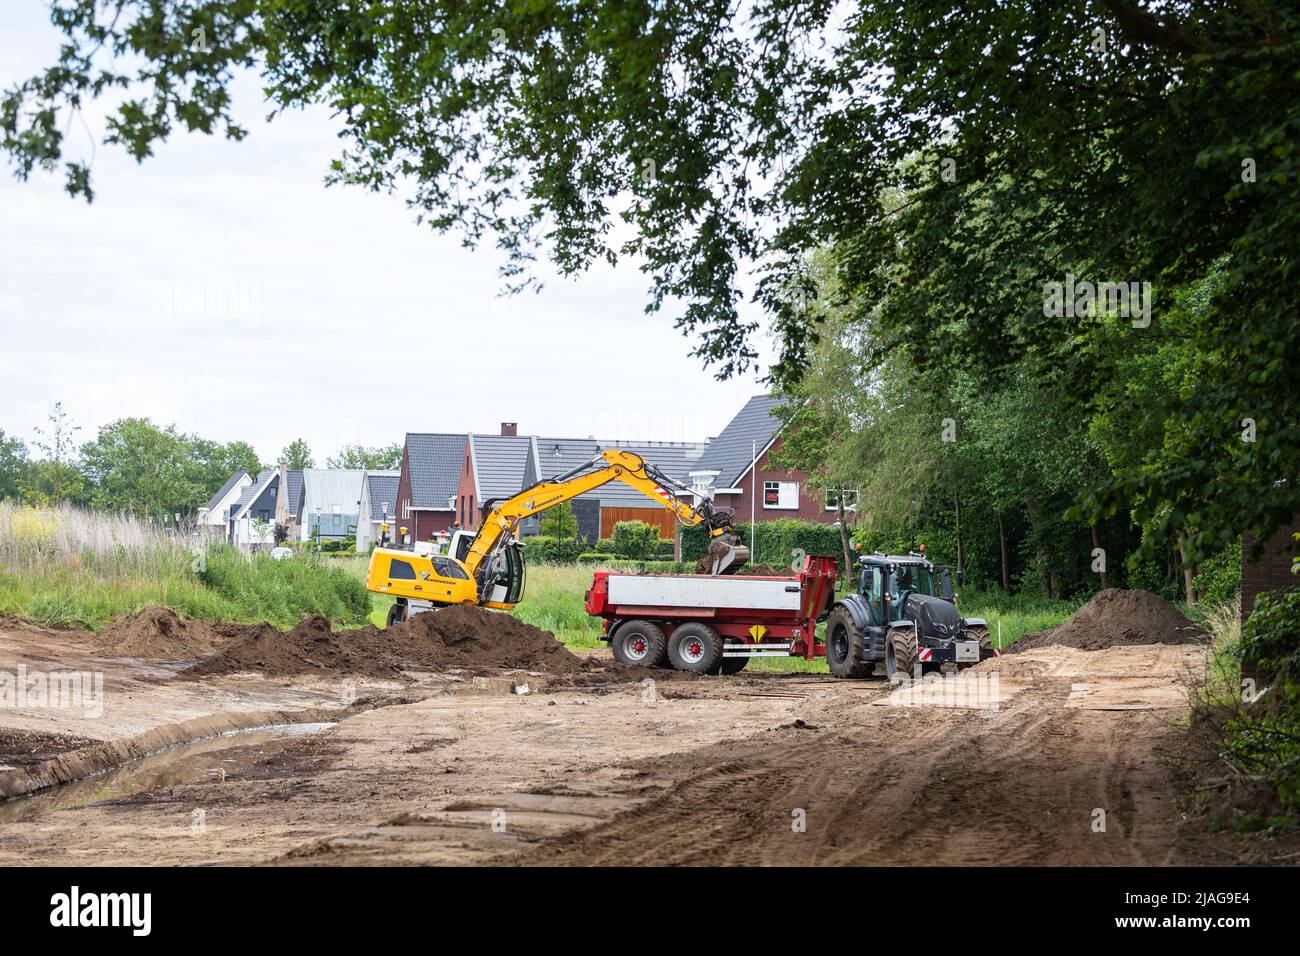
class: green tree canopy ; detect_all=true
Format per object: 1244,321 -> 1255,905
5,1 -> 1296,559
327,443 -> 402,470
280,438 -> 314,470
0,429 -> 28,502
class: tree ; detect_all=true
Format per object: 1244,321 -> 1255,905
539,501 -> 579,543
7,1 -> 1296,561
0,429 -> 28,501
27,402 -> 82,504
80,418 -> 203,518
327,443 -> 402,470
280,439 -> 314,470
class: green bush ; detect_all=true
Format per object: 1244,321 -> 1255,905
523,534 -> 584,564
1194,541 -> 1241,607
653,539 -> 675,561
612,520 -> 659,560
681,518 -> 841,567
1225,587 -> 1300,814
200,543 -> 371,627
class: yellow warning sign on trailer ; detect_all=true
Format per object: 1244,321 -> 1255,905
749,624 -> 767,642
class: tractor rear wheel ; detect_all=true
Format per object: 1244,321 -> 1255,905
886,627 -> 920,682
825,606 -> 869,678
611,620 -> 668,668
668,623 -> 723,674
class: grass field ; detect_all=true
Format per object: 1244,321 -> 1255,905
0,504 -> 371,630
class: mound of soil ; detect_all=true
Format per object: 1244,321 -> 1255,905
1009,588 -> 1205,653
736,564 -> 796,578
183,606 -> 583,679
94,607 -> 237,659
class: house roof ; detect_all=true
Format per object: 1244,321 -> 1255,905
301,469 -> 366,517
230,469 -> 276,520
202,470 -> 249,514
285,469 -> 305,520
470,434 -> 532,502
694,394 -> 788,487
405,433 -> 468,509
595,440 -> 708,505
525,437 -> 705,506
364,472 -> 400,521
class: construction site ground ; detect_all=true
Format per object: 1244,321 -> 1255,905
0,614 -> 1288,866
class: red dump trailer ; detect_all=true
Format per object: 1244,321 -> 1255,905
584,555 -> 839,673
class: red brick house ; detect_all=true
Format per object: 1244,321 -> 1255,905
692,394 -> 852,527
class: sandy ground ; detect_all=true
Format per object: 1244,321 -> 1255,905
0,620 -> 1284,866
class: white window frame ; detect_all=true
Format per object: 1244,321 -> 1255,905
762,480 -> 799,510
825,488 -> 860,512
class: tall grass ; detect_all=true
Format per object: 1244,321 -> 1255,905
0,502 -> 370,630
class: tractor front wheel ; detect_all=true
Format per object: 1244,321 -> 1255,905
886,628 -> 920,683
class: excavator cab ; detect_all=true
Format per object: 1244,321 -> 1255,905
480,540 -> 526,608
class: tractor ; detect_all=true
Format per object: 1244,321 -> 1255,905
824,551 -> 997,680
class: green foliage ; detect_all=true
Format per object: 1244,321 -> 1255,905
0,429 -> 28,501
327,443 -> 402,470
280,438 -> 314,470
1194,543 -> 1242,609
1240,588 -> 1300,685
199,543 -> 371,628
538,501 -> 579,542
681,518 -> 840,568
523,534 -> 582,564
611,520 -> 658,560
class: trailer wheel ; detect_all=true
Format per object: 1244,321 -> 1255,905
611,620 -> 668,667
385,602 -> 407,629
668,623 -> 723,674
885,627 -> 920,683
826,606 -> 869,678
718,638 -> 748,675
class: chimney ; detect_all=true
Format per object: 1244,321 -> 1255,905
500,422 -> 517,437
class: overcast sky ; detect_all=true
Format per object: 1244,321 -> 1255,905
0,3 -> 774,465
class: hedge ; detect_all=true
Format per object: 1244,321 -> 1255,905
680,518 -> 843,567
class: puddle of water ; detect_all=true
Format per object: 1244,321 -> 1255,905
0,722 -> 336,824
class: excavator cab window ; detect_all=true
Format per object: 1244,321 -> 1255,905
483,543 -> 526,605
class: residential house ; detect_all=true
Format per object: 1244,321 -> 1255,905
693,394 -> 852,526
356,470 -> 400,552
299,469 -> 367,542
227,466 -> 303,548
197,470 -> 252,539
393,433 -> 469,542
456,429 -> 532,533
520,437 -> 707,542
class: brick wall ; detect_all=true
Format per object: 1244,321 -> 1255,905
1241,515 -> 1300,623
712,436 -> 849,526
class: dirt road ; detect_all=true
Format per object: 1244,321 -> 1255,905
0,618 -> 1270,866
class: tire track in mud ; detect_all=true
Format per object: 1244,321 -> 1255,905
518,672 -> 1228,867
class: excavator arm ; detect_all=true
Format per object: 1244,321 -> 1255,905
464,449 -> 745,598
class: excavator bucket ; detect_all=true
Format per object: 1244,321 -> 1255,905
695,538 -> 750,575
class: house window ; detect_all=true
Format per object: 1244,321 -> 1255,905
826,489 -> 859,512
763,480 -> 798,510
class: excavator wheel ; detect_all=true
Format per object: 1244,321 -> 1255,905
385,602 -> 407,629
668,623 -> 723,674
610,620 -> 668,668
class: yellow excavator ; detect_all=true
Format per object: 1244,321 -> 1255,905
366,448 -> 750,626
